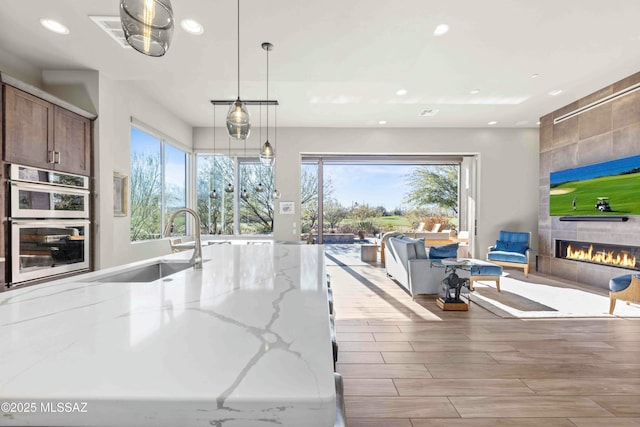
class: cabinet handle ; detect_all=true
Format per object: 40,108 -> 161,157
48,150 -> 56,164
55,151 -> 61,164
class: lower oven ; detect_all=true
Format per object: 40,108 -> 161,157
11,220 -> 90,284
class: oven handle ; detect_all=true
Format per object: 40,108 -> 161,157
11,219 -> 91,227
11,181 -> 90,195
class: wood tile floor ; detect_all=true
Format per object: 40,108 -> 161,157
329,262 -> 640,427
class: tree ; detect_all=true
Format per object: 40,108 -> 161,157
323,200 -> 349,229
130,152 -> 162,241
300,166 -> 334,232
404,165 -> 459,215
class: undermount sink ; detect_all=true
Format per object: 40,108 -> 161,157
93,261 -> 195,283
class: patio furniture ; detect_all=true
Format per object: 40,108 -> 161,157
609,274 -> 640,314
487,230 -> 532,278
361,243 -> 378,262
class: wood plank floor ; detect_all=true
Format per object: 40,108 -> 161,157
329,262 -> 640,427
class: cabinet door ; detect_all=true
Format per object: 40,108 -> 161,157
4,85 -> 54,169
53,106 -> 91,176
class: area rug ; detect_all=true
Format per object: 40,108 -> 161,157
472,286 -> 556,312
470,275 -> 640,318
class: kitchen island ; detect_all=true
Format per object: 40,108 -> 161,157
0,244 -> 335,427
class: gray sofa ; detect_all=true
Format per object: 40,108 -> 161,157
384,235 -> 468,297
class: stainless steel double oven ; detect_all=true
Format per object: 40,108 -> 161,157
9,164 -> 90,285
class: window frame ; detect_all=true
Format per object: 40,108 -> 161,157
129,122 -> 191,242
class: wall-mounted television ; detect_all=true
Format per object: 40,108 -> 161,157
550,154 -> 640,216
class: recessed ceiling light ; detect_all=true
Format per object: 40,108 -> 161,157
516,120 -> 528,125
470,89 -> 480,94
548,89 -> 563,96
180,18 -> 204,35
488,121 -> 497,125
531,73 -> 540,79
378,120 -> 387,125
537,121 -> 541,125
433,24 -> 449,36
40,18 -> 69,35
396,89 -> 408,96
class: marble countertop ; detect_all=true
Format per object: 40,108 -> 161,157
0,244 -> 335,427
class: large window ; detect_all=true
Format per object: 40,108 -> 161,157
195,154 -> 275,235
130,126 -> 188,241
301,156 -> 462,244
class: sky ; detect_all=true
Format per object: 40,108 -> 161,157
550,154 -> 640,185
323,164 -> 417,210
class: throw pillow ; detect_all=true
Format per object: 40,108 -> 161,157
429,242 -> 459,259
495,240 -> 528,254
399,236 -> 427,259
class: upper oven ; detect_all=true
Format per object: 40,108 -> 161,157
9,164 -> 90,219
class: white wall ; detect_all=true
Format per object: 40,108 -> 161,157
195,127 -> 540,257
95,79 -> 193,269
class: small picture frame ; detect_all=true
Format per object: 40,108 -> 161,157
113,172 -> 128,217
279,201 -> 295,215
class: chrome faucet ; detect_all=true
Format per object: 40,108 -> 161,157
163,208 -> 203,270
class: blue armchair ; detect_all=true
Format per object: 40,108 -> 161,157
486,230 -> 531,278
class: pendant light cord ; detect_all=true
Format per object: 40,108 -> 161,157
213,106 -> 216,182
237,0 -> 240,98
266,46 -> 269,140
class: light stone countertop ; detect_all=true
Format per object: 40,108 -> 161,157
0,244 -> 335,427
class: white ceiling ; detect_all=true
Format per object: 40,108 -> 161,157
1,0 -> 639,128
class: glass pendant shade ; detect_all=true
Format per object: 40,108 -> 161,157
120,0 -> 174,57
241,189 -> 249,200
210,189 -> 219,199
225,183 -> 234,193
260,141 -> 275,166
273,189 -> 281,199
226,100 -> 251,140
256,183 -> 264,193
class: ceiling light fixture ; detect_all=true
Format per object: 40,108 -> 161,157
40,19 -> 70,35
180,18 -> 204,35
224,134 -> 234,193
433,24 -> 449,36
272,107 -> 281,200
226,0 -> 250,140
260,42 -> 275,166
396,89 -> 408,96
378,120 -> 387,125
548,89 -> 563,96
241,137 -> 249,200
470,89 -> 480,94
531,73 -> 540,79
120,0 -> 174,57
488,121 -> 497,125
210,107 -> 219,200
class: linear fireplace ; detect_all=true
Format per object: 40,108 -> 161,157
555,240 -> 640,271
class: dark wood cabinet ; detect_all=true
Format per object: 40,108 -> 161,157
53,106 -> 91,176
4,85 -> 55,170
3,85 -> 91,176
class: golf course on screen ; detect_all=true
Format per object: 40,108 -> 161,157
550,155 -> 640,216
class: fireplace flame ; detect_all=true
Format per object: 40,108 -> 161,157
566,244 -> 637,268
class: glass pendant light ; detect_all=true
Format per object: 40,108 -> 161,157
240,136 -> 249,200
224,135 -> 234,193
120,0 -> 174,57
272,105 -> 281,199
256,183 -> 264,192
210,107 -> 220,200
226,0 -> 250,140
260,42 -> 275,166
